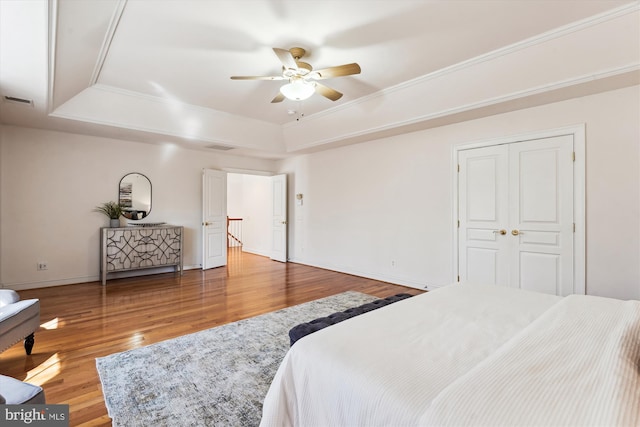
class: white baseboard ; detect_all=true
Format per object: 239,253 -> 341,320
241,247 -> 271,258
2,275 -> 100,291
287,257 -> 436,291
1,261 -> 443,292
2,265 -> 203,290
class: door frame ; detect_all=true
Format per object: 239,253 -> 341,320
452,124 -> 586,294
221,168 -> 289,263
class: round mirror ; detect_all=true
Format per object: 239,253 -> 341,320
119,173 -> 152,220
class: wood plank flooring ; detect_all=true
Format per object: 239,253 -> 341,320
0,250 -> 423,426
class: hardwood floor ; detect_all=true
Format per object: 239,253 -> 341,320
0,250 -> 423,426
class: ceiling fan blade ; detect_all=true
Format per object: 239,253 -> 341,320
230,75 -> 284,80
315,83 -> 343,101
271,92 -> 285,103
309,63 -> 361,80
272,48 -> 298,70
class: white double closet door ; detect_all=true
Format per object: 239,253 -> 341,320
458,135 -> 574,296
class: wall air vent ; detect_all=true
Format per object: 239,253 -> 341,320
3,96 -> 34,106
205,144 -> 235,151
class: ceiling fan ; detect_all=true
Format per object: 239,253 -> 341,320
230,47 -> 361,103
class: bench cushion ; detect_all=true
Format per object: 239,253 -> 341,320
289,293 -> 414,346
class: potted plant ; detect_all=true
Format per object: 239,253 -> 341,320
94,201 -> 123,228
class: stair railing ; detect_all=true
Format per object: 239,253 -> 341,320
227,217 -> 243,248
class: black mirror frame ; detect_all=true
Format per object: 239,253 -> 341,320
119,172 -> 152,221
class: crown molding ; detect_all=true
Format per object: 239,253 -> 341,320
285,2 -> 640,128
49,84 -> 285,150
89,83 -> 280,127
286,64 -> 639,152
47,0 -> 57,113
89,0 -> 127,85
49,107 -> 235,147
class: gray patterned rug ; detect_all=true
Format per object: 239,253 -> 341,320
96,291 -> 376,427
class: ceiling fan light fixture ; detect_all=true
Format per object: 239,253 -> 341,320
280,79 -> 315,101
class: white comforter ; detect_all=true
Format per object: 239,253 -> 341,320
422,294 -> 640,426
260,284 -> 640,427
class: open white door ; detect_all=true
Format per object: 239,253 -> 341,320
270,174 -> 287,262
202,169 -> 227,269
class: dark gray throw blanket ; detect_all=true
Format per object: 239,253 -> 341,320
288,293 -> 414,346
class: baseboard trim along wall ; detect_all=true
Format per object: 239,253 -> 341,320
2,265 -> 203,290
287,257 -> 442,291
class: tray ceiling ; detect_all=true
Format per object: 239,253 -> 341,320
0,0 -> 637,158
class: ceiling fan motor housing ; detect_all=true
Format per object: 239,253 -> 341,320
289,47 -> 306,60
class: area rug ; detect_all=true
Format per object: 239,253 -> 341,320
96,291 -> 377,427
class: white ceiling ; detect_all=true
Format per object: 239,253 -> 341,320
0,0 -> 637,159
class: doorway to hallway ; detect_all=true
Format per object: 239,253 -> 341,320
227,173 -> 273,259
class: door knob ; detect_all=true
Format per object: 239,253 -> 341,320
511,229 -> 520,236
203,221 -> 211,226
281,221 -> 287,225
493,229 -> 507,235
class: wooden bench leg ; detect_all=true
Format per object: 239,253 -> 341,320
24,333 -> 35,355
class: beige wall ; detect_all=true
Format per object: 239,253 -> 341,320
1,86 -> 638,299
280,85 -> 640,300
0,127 -> 277,289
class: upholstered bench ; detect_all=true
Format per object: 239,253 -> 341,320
289,293 -> 414,346
0,290 -> 40,355
0,375 -> 45,404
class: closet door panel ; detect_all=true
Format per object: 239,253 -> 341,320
458,145 -> 509,286
508,135 -> 574,296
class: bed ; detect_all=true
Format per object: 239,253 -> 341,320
260,283 -> 640,426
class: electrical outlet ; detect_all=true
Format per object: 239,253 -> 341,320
37,262 -> 48,271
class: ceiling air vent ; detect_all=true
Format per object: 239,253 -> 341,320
205,144 -> 234,151
3,96 -> 34,106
